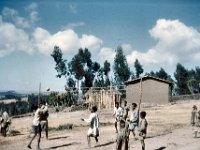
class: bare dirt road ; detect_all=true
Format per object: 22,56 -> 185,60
1,100 -> 200,150
0,125 -> 200,150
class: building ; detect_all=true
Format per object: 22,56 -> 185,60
85,88 -> 122,109
125,76 -> 172,106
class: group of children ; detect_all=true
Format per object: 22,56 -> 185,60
81,100 -> 148,150
27,100 -> 146,150
191,105 -> 200,138
113,101 -> 148,150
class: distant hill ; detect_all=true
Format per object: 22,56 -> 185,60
0,90 -> 25,99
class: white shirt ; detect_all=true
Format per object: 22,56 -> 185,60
32,108 -> 41,126
130,109 -> 138,123
114,107 -> 123,118
84,112 -> 99,129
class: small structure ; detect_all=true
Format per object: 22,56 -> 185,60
85,88 -> 122,109
125,76 -> 172,106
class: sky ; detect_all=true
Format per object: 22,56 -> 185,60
0,0 -> 200,92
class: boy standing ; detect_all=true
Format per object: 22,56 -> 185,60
191,105 -> 197,126
123,101 -> 129,120
138,111 -> 148,150
28,104 -> 45,150
127,103 -> 138,139
116,119 -> 129,150
40,103 -> 49,140
113,102 -> 124,133
194,110 -> 200,138
81,105 -> 99,147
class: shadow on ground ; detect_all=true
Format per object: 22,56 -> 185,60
48,135 -> 69,141
154,146 -> 166,150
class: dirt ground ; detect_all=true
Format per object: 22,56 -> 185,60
1,100 -> 200,150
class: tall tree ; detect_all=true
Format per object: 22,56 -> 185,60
70,52 -> 85,91
134,59 -> 143,78
156,68 -> 169,80
103,60 -> 111,86
174,63 -> 190,95
113,46 -> 130,86
51,46 -> 67,78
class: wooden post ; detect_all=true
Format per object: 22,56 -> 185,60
38,82 -> 41,106
138,77 -> 143,118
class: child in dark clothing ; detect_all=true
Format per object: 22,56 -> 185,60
138,111 -> 148,150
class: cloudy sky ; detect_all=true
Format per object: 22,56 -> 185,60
0,0 -> 200,92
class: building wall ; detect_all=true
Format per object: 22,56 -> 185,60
126,79 -> 170,105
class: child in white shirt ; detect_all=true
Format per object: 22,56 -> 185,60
81,105 -> 99,147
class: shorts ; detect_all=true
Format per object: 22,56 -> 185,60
115,116 -> 123,122
40,120 -> 48,131
32,124 -> 42,133
128,123 -> 138,131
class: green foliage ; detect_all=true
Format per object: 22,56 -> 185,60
134,59 -> 143,78
174,63 -> 190,95
113,46 -> 130,86
51,46 -> 67,78
103,60 -> 111,76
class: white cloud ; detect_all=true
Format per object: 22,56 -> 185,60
33,28 -> 80,55
0,20 -> 33,57
32,28 -> 103,56
126,19 -> 200,73
2,3 -> 39,29
121,43 -> 133,55
98,47 -> 115,64
2,7 -> 31,28
80,34 -> 103,51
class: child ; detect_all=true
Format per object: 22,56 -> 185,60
0,109 -> 11,137
28,104 -> 45,150
123,100 -> 129,120
138,111 -> 148,150
116,119 -> 129,150
194,110 -> 200,138
81,105 -> 99,147
113,102 -> 124,133
191,105 -> 197,126
127,103 -> 138,139
40,103 -> 49,140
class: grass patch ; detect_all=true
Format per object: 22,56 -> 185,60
49,123 -> 73,131
8,130 -> 21,136
100,122 -> 113,126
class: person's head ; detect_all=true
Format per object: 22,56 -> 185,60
140,111 -> 146,119
91,105 -> 98,113
115,102 -> 119,108
193,105 -> 197,110
131,103 -> 137,110
119,119 -> 126,128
